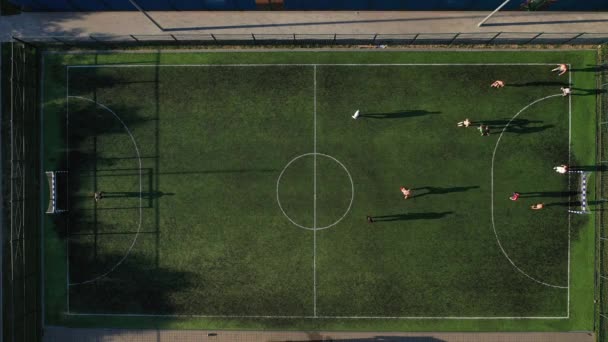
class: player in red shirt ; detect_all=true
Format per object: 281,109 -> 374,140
509,192 -> 520,201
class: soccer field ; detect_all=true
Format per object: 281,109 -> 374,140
42,50 -> 596,331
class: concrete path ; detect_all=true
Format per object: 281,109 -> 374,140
43,327 -> 595,342
2,11 -> 608,41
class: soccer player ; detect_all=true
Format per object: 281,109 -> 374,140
551,64 -> 568,76
491,80 -> 505,88
478,124 -> 490,136
367,215 -> 374,223
509,192 -> 520,201
553,164 -> 568,174
531,203 -> 544,210
94,191 -> 104,203
352,110 -> 360,119
561,87 -> 572,96
400,186 -> 411,199
457,118 -> 471,127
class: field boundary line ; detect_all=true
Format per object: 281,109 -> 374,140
567,64 -> 572,317
67,63 -> 562,68
66,96 -> 144,286
491,93 -> 568,290
64,312 -> 569,319
313,64 -> 317,317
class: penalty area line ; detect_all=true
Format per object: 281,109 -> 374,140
64,312 -> 569,320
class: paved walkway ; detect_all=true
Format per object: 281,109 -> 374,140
2,11 -> 608,41
43,327 -> 595,342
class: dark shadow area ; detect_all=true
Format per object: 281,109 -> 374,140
100,191 -> 174,199
572,164 -> 607,172
159,168 -> 277,175
411,186 -> 478,198
68,244 -> 197,314
546,200 -> 603,208
479,118 -> 553,135
509,81 -> 569,87
359,110 -> 440,120
162,15 -> 483,32
519,191 -> 577,198
371,212 -> 453,222
481,18 -> 608,27
572,87 -> 607,96
570,64 -> 608,72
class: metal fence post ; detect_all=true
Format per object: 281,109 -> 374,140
448,33 -> 461,46
372,34 -> 378,44
524,32 -> 544,45
169,34 -> 178,41
486,32 -> 502,45
562,32 -> 585,45
252,33 -> 257,44
211,34 -> 218,43
333,34 -> 337,44
410,34 -> 419,45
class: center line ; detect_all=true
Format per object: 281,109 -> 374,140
313,64 -> 317,317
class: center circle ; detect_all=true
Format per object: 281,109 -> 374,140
276,153 -> 354,231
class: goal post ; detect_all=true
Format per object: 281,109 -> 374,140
568,170 -> 591,215
45,171 -> 68,214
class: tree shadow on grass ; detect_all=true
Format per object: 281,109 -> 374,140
68,243 -> 198,314
410,186 -> 479,199
359,110 -> 440,119
371,212 -> 453,222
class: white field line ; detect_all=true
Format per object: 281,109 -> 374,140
39,56 -> 46,322
491,93 -> 568,289
64,312 -> 569,320
567,65 -> 572,317
66,96 -> 144,286
313,65 -> 317,317
67,63 -> 562,69
64,63 -> 567,320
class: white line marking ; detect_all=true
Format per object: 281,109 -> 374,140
64,312 -> 569,319
313,64 -> 317,317
567,64 -> 572,317
63,62 -> 566,319
67,96 -> 143,286
276,153 -> 354,231
67,63 -> 564,69
491,93 -> 568,289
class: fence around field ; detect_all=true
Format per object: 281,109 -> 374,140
2,40 -> 43,342
599,44 -> 608,342
11,32 -> 608,47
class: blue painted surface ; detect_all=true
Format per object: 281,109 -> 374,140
8,0 -> 608,11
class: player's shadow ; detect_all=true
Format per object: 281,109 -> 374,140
371,212 -> 452,222
519,191 -> 577,198
483,118 -> 553,135
101,191 -> 175,199
572,164 -> 607,172
509,81 -> 569,87
571,87 -> 607,96
359,110 -> 440,119
546,200 -> 604,208
410,186 -> 479,198
570,64 -> 608,73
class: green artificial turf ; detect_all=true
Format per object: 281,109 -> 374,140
41,50 -> 597,332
